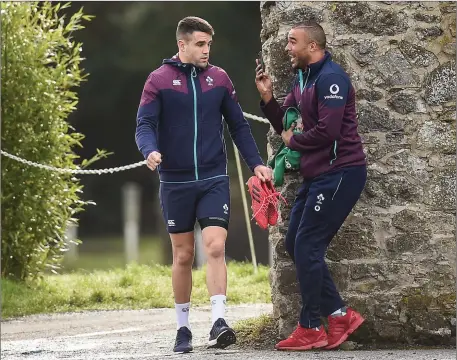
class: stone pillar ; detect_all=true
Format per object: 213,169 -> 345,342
261,1 -> 456,345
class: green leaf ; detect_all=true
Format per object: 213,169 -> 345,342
1,2 -> 110,282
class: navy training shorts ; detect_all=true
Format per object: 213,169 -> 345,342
159,176 -> 230,234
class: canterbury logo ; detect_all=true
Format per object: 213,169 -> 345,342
211,300 -> 227,305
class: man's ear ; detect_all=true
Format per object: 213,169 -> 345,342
177,39 -> 186,52
310,41 -> 319,53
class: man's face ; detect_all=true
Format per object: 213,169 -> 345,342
285,28 -> 315,69
179,31 -> 212,68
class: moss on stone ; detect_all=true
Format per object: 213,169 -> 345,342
401,292 -> 456,314
233,313 -> 278,349
439,34 -> 453,46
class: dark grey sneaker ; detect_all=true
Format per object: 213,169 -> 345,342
173,326 -> 193,353
207,318 -> 236,349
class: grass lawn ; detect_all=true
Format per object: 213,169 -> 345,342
2,261 -> 271,319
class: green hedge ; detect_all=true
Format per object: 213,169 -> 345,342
1,2 -> 106,281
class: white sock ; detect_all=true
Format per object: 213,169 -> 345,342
331,308 -> 342,316
331,307 -> 347,316
175,302 -> 190,330
210,295 -> 226,324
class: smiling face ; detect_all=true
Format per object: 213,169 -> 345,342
178,31 -> 212,68
284,23 -> 327,69
285,28 -> 316,69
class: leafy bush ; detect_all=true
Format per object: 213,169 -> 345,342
1,2 -> 107,280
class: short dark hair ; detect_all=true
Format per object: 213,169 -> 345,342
292,21 -> 326,49
176,16 -> 215,40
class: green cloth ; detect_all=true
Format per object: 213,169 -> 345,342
268,107 -> 302,186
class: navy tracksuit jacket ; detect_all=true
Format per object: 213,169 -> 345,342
135,55 -> 263,233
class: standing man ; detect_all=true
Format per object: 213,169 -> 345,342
255,21 -> 367,350
136,16 -> 272,353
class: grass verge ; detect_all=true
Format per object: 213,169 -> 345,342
2,261 -> 270,319
234,313 -> 278,349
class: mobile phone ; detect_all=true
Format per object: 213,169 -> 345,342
257,50 -> 265,71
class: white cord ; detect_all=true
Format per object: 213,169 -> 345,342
1,112 -> 269,175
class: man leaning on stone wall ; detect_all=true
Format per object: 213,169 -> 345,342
255,20 -> 367,351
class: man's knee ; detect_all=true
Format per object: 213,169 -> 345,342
203,230 -> 226,259
205,238 -> 225,259
201,223 -> 227,260
171,233 -> 195,267
173,246 -> 195,267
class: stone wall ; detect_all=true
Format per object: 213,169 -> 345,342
261,1 -> 456,345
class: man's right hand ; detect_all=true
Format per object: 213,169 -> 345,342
255,59 -> 273,104
147,151 -> 162,171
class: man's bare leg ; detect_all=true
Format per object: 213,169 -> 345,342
170,232 -> 195,330
202,225 -> 236,348
202,226 -> 227,297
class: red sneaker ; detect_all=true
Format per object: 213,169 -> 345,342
325,308 -> 365,350
275,324 -> 328,351
247,176 -> 269,229
261,181 -> 286,226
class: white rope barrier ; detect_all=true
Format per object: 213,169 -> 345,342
1,112 -> 269,173
242,112 -> 270,124
0,150 -> 147,175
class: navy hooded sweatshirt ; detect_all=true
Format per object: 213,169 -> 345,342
135,55 -> 264,183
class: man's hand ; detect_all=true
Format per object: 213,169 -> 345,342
147,151 -> 162,171
254,165 -> 273,182
281,122 -> 296,147
255,60 -> 273,104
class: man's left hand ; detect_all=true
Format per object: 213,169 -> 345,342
281,122 -> 296,147
254,165 -> 273,182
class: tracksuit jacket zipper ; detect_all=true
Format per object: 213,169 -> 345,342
190,66 -> 199,180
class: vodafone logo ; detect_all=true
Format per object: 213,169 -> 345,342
324,83 -> 344,100
329,84 -> 340,94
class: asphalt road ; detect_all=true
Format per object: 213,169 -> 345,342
2,303 -> 455,360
